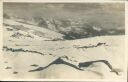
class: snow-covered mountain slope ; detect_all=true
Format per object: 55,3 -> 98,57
1,18 -> 125,80
3,19 -> 64,41
1,33 -> 125,79
1,3 -> 126,80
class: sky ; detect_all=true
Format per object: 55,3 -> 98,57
3,3 -> 125,29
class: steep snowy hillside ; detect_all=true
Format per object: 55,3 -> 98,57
4,16 -> 124,40
3,19 -> 64,41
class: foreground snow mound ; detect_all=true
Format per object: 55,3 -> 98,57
1,34 -> 125,79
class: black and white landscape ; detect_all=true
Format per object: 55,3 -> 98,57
1,3 -> 125,79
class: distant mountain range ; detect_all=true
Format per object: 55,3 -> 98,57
3,3 -> 125,40
4,14 -> 125,40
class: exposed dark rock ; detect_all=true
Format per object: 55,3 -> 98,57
5,66 -> 12,69
79,60 -> 119,75
13,71 -> 18,74
75,42 -> 108,49
29,57 -> 119,75
28,57 -> 83,72
30,64 -> 39,67
3,46 -> 45,55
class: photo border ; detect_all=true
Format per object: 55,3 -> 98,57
0,0 -> 127,82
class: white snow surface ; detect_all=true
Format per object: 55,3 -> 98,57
0,19 -> 125,80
